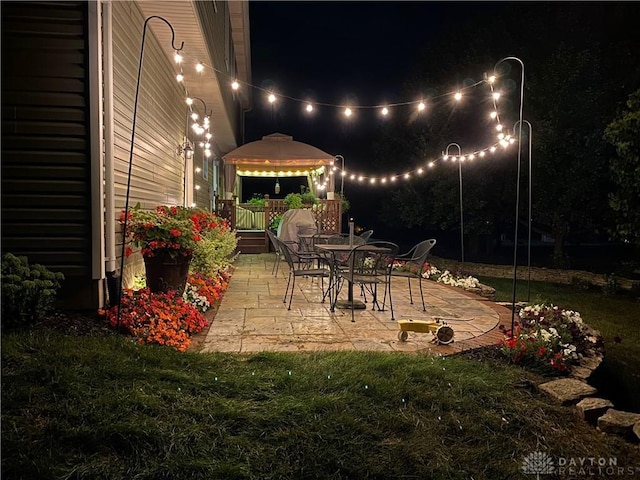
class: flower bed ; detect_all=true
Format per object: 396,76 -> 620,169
102,289 -> 208,352
101,271 -> 230,351
391,261 -> 481,289
499,304 -> 604,374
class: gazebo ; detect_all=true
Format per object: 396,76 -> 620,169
219,133 -> 342,253
221,132 -> 337,200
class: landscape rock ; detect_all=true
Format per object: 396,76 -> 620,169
634,421 -> 640,442
538,378 -> 597,406
576,397 -> 614,424
597,409 -> 640,440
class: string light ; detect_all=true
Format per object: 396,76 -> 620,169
171,49 -> 518,188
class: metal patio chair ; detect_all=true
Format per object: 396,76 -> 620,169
274,236 -> 332,310
390,239 -> 437,311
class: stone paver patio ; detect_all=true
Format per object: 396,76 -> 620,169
198,254 -> 509,355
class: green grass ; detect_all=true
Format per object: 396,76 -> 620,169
478,275 -> 640,412
2,331 -> 639,479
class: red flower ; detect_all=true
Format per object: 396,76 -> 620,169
125,246 -> 133,258
170,228 -> 181,237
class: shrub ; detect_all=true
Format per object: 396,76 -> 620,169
190,223 -> 238,278
270,214 -> 284,231
247,194 -> 266,207
283,192 -> 303,209
1,253 -> 64,329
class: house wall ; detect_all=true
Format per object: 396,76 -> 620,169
1,1 -> 98,308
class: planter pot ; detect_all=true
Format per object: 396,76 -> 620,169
144,252 -> 192,295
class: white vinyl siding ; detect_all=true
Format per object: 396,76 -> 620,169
112,1 -> 185,211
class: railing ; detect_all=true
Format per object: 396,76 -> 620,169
215,195 -> 343,234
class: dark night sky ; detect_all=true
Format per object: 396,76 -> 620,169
244,1 -> 504,155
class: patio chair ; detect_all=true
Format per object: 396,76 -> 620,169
274,237 -> 332,310
332,241 -> 399,322
390,239 -> 437,311
266,229 -> 283,276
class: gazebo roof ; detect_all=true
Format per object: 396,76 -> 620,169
222,133 -> 335,174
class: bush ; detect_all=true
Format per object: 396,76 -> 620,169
1,253 -> 64,328
190,223 -> 238,278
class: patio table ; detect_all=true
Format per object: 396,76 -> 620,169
315,243 -> 392,311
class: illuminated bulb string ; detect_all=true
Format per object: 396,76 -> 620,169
172,49 -> 519,187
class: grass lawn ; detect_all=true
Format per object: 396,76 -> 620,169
478,275 -> 640,413
2,327 -> 640,480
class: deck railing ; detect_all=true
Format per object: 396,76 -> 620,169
215,196 -> 343,234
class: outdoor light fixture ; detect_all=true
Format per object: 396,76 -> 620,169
274,167 -> 280,194
179,140 -> 193,160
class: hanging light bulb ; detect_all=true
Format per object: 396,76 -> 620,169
195,63 -> 204,73
231,80 -> 240,90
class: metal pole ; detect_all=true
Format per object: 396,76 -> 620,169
495,56 -> 525,337
514,119 -> 533,302
335,154 -> 345,197
117,16 -> 183,327
443,143 -> 463,271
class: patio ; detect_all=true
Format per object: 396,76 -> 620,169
198,254 -> 509,355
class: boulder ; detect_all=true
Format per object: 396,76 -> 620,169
633,421 -> 640,442
597,409 -> 640,440
538,378 -> 597,406
576,397 -> 614,424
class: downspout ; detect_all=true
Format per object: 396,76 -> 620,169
103,0 -> 119,303
88,0 -> 106,306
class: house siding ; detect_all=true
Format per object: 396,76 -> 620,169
111,2 -> 187,284
1,1 -> 97,308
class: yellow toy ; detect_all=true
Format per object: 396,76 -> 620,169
397,317 -> 458,344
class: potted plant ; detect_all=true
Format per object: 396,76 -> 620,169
300,186 -> 318,207
283,192 -> 303,209
120,204 -> 226,294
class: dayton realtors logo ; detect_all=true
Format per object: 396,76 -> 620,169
521,451 -> 555,478
522,452 -> 640,478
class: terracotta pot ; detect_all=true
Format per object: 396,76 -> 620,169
143,252 -> 192,295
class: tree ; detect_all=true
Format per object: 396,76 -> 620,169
526,44 -> 616,266
604,89 -> 640,246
